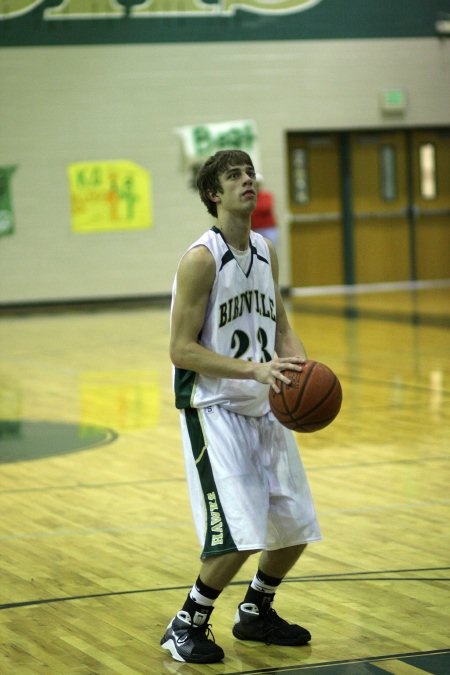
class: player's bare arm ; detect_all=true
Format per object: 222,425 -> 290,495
170,244 -> 302,386
170,245 -> 256,379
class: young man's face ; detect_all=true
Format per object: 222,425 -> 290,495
214,163 -> 257,215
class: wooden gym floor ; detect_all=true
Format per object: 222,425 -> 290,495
0,286 -> 449,674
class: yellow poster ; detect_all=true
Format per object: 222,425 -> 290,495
68,160 -> 152,233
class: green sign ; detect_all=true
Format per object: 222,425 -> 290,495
0,167 -> 17,237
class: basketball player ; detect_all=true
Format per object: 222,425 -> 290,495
160,150 -> 321,663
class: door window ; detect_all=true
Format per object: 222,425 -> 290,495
419,143 -> 437,200
380,144 -> 397,202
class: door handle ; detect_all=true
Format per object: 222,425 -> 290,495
354,209 -> 407,219
291,212 -> 341,223
413,206 -> 450,218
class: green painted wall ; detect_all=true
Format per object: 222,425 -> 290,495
1,0 -> 449,46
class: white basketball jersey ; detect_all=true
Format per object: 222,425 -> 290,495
172,227 -> 276,417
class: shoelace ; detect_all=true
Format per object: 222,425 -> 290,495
265,608 -> 288,626
178,622 -> 216,645
261,609 -> 290,645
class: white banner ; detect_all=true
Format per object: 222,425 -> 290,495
176,119 -> 261,170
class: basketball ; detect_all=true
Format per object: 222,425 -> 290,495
269,360 -> 342,433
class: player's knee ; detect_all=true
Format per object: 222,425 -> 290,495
242,548 -> 262,559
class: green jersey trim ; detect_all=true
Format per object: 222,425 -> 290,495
174,367 -> 197,410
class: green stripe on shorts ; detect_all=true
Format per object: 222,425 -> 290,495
184,407 -> 237,557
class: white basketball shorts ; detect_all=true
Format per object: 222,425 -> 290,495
180,405 -> 322,558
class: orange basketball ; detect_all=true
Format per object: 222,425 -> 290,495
269,360 -> 342,433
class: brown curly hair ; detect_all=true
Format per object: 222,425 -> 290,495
196,150 -> 255,218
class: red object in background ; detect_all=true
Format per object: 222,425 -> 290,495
251,190 -> 276,231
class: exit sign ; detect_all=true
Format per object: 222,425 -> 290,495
379,89 -> 408,114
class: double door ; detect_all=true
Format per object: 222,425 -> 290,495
288,129 -> 450,287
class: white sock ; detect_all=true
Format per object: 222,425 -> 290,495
189,583 -> 215,607
250,573 -> 279,595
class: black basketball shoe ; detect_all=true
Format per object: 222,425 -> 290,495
232,602 -> 311,646
160,609 -> 224,663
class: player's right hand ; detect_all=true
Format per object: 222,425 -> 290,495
255,356 -> 305,393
